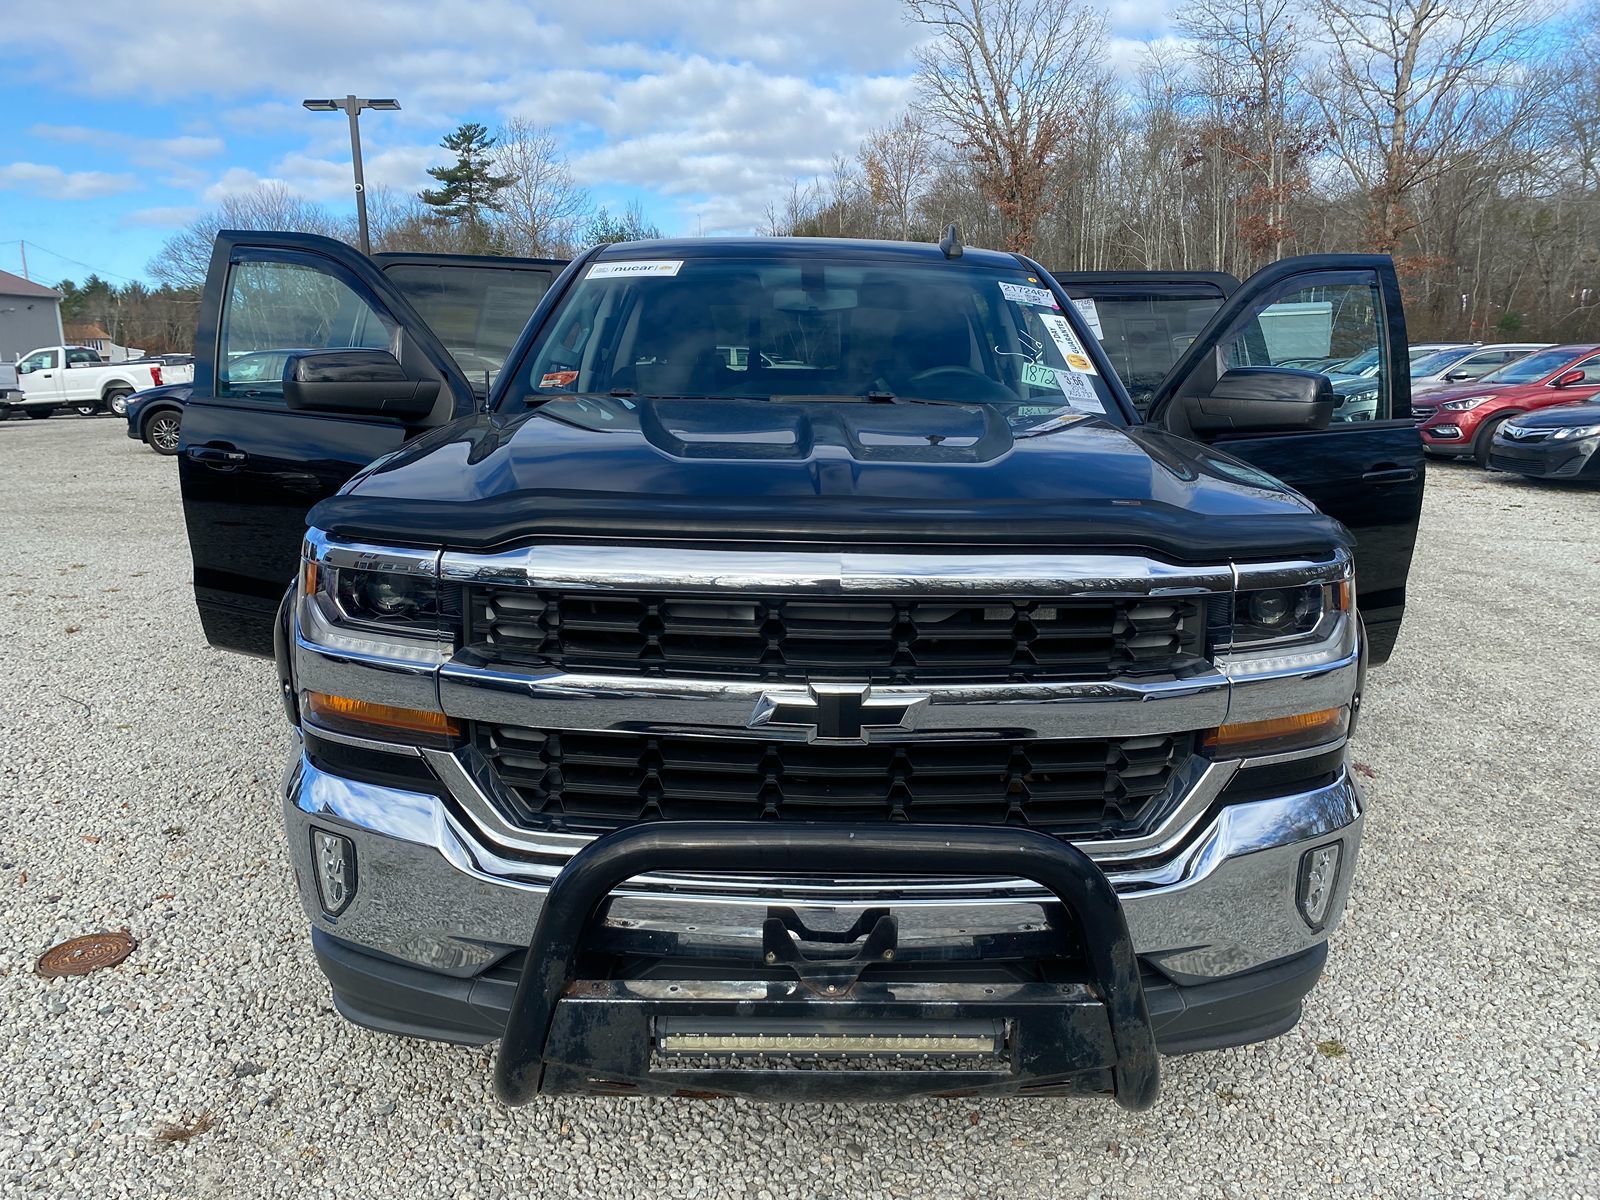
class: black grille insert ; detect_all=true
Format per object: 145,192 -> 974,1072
466,590 -> 1203,682
476,725 -> 1196,837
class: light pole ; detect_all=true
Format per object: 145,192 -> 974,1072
302,95 -> 400,255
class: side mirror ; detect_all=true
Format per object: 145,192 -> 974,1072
1183,367 -> 1334,434
16,362 -> 33,374
1553,369 -> 1586,388
282,349 -> 440,419
1444,369 -> 1473,381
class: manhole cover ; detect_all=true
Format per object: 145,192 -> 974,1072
36,930 -> 137,978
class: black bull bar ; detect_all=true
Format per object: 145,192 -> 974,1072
493,822 -> 1160,1109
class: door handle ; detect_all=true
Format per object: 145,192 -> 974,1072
1361,466 -> 1418,484
40,372 -> 53,378
187,446 -> 248,465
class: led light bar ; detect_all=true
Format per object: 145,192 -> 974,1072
655,1019 -> 1004,1057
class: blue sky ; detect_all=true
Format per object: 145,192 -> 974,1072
0,0 -> 1177,288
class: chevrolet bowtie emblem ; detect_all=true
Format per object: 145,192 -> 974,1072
748,684 -> 929,742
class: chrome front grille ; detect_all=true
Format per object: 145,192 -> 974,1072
464,589 -> 1204,683
472,724 -> 1197,837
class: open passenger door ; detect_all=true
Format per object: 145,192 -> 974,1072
179,230 -> 566,656
1059,256 -> 1423,665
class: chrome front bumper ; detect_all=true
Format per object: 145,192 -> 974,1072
284,749 -> 1364,988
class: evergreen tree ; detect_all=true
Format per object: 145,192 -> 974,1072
584,201 -> 662,245
419,123 -> 516,249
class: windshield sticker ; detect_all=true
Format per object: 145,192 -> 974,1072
586,260 -> 683,279
1039,312 -> 1098,375
538,370 -> 579,388
1055,367 -> 1105,411
1072,297 -> 1104,339
999,281 -> 1059,309
1022,361 -> 1069,394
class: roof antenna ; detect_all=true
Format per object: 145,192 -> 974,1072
939,222 -> 963,259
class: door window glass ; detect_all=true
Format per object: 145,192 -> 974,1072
219,259 -> 391,400
382,263 -> 552,393
20,350 -> 58,372
1223,281 -> 1389,421
1072,293 -> 1225,415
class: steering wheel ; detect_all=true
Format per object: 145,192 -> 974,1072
904,366 -> 1016,404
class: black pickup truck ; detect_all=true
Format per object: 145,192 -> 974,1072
177,230 -> 1422,1107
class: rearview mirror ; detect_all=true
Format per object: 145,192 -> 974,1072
1553,369 -> 1586,388
282,349 -> 440,419
1182,367 -> 1334,434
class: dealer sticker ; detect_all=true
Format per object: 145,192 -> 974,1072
538,370 -> 579,388
1039,312 -> 1098,374
1072,297 -> 1104,339
999,281 -> 1059,309
1022,362 -> 1066,392
586,260 -> 684,279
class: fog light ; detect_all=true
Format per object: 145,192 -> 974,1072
1297,843 -> 1342,930
312,829 -> 357,917
1430,424 -> 1461,439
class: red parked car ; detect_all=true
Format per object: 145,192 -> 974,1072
1414,344 -> 1600,465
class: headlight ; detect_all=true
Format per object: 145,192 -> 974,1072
1552,423 -> 1600,441
298,534 -> 456,664
1228,579 -> 1350,649
1440,395 -> 1492,411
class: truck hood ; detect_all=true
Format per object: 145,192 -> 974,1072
309,397 -> 1347,562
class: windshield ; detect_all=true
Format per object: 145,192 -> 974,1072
507,256 -> 1121,422
1329,347 -> 1381,376
1411,347 -> 1474,376
1481,348 -> 1584,385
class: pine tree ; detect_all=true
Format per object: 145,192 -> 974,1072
419,123 -> 515,248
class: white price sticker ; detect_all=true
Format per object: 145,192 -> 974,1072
999,281 -> 1060,309
1072,297 -> 1104,339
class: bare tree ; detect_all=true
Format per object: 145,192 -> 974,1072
148,183 -> 345,289
1309,0 -> 1555,253
861,114 -> 936,241
1177,0 -> 1324,269
906,0 -> 1108,252
492,118 -> 592,257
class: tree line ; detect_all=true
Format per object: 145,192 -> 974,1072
777,0 -> 1600,342
113,0 -> 1597,353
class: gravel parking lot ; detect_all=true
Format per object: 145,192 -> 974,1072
1,416 -> 1596,1199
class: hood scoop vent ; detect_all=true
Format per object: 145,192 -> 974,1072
640,398 -> 1015,464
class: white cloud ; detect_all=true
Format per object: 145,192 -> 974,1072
0,162 -> 140,200
29,124 -> 225,160
119,204 -> 203,228
0,0 -> 928,231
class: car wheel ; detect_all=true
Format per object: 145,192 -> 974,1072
26,408 -> 54,420
146,410 -> 182,455
1473,414 -> 1512,468
74,401 -> 102,417
105,389 -> 133,417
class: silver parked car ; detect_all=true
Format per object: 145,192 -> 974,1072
1411,343 -> 1550,395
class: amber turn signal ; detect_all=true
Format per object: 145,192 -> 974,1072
1204,706 -> 1348,757
303,690 -> 461,747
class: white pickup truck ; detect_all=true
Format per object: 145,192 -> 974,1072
3,345 -> 166,419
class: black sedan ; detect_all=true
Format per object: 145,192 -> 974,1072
1488,397 -> 1600,480
125,383 -> 192,455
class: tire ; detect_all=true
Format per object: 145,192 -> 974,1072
26,408 -> 54,420
74,401 -> 102,417
145,409 -> 182,455
104,389 -> 133,417
1473,413 -> 1514,468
